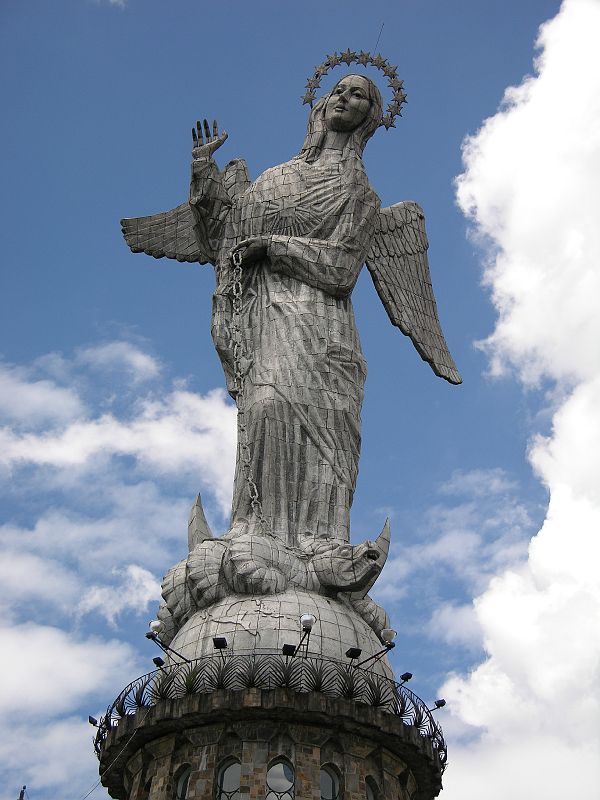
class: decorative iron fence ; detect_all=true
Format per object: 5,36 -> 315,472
94,651 -> 446,771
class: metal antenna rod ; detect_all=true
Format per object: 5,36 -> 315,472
374,22 -> 384,52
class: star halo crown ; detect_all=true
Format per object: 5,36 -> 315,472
302,49 -> 407,130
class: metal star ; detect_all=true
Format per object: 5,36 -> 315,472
303,50 -> 406,130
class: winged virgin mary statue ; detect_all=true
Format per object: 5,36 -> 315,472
121,63 -> 460,559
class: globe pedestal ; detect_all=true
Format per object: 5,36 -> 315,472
169,589 -> 394,680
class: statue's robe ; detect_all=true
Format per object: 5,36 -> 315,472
190,151 -> 380,545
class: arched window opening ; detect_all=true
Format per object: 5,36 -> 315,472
365,776 -> 378,800
320,765 -> 340,800
266,758 -> 295,800
176,766 -> 192,800
398,769 -> 416,799
216,759 -> 241,800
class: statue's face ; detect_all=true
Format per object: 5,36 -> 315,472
324,75 -> 372,132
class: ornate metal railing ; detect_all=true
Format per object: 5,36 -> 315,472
94,651 -> 446,771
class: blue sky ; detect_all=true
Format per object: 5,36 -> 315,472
2,1 -> 599,799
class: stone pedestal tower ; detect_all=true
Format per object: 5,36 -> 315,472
94,499 -> 447,800
103,47 -> 459,800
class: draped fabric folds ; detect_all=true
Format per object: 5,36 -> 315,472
190,153 -> 380,545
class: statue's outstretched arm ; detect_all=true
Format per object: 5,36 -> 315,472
120,119 -> 236,267
188,119 -> 233,263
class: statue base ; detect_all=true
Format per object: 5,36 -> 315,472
169,588 -> 394,679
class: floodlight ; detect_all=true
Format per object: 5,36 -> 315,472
212,636 -> 228,650
345,647 -> 362,660
282,643 -> 297,657
427,698 -> 446,711
153,656 -> 165,668
300,613 -> 316,631
399,672 -> 413,683
88,715 -> 98,727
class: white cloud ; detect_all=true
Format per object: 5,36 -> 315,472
0,623 -> 140,717
79,564 -> 161,624
0,386 -> 235,512
0,340 -> 234,798
446,1 -> 600,797
77,340 -> 161,382
0,717 -> 99,800
456,0 -> 600,387
428,603 -> 482,652
0,362 -> 83,425
374,467 -> 533,607
0,551 -> 81,618
0,341 -> 236,514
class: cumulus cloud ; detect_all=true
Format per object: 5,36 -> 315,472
0,551 -> 81,618
79,564 -> 161,624
77,340 -> 161,382
0,623 -> 143,799
0,340 -> 236,513
0,717 -> 98,800
0,339 -> 237,797
0,361 -> 83,425
456,0 -> 600,387
445,2 -> 600,797
374,467 -> 534,608
0,623 -> 140,717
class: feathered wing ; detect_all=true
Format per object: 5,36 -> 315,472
120,159 -> 251,266
366,201 -> 462,385
120,202 -> 211,264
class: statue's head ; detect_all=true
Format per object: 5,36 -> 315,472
299,73 -> 383,162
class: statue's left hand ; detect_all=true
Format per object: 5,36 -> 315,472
231,237 -> 269,267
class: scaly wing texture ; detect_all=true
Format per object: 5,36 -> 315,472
120,202 -> 211,264
366,201 -> 461,385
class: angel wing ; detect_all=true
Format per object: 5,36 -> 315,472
365,201 -> 461,385
120,158 -> 251,266
121,202 -> 210,264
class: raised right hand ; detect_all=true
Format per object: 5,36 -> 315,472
191,118 -> 228,159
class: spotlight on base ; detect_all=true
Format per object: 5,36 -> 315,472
380,628 -> 397,648
300,613 -> 316,631
427,698 -> 446,712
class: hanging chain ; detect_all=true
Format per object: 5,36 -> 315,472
229,249 -> 269,534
